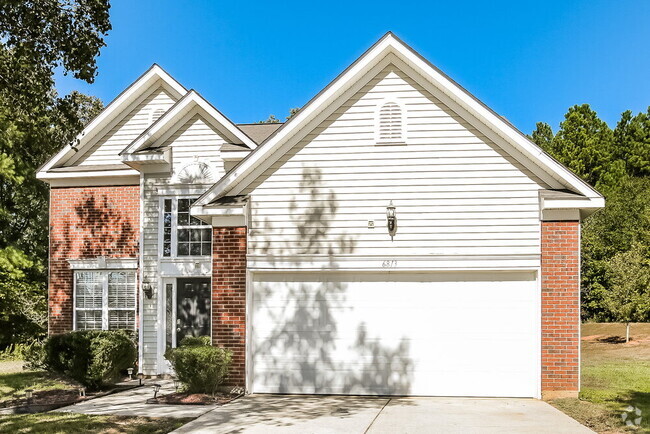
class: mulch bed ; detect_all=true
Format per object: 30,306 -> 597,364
0,383 -> 139,414
148,392 -> 240,405
0,389 -> 88,409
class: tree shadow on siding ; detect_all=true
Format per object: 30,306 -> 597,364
248,168 -> 414,429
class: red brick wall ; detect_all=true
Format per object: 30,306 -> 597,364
49,186 -> 140,334
211,227 -> 247,388
541,220 -> 580,399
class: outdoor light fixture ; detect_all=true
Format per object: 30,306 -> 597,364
152,383 -> 161,399
79,387 -> 86,397
25,389 -> 33,403
127,368 -> 134,380
173,378 -> 180,392
143,282 -> 153,299
386,201 -> 397,240
138,373 -> 144,386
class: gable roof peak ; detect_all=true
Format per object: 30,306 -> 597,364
193,32 -> 603,211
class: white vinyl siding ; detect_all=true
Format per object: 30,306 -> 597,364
140,113 -> 230,373
74,270 -> 136,331
73,83 -> 179,166
245,65 -> 547,260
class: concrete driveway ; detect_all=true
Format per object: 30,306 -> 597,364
172,395 -> 593,433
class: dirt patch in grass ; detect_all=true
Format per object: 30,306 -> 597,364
151,391 -> 240,405
0,413 -> 192,433
549,398 -> 625,433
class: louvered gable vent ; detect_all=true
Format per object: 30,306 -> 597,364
378,102 -> 404,143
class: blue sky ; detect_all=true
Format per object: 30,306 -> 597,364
55,0 -> 650,134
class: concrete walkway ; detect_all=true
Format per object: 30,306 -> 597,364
172,395 -> 594,434
55,380 -> 216,419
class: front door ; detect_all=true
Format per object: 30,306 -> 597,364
176,278 -> 211,343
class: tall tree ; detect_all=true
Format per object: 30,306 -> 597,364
613,108 -> 650,177
0,0 -> 111,115
550,104 -> 619,189
529,122 -> 554,151
0,0 -> 110,346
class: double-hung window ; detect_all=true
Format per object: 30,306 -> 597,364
162,198 -> 211,257
74,270 -> 137,330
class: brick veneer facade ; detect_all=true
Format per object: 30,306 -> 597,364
211,227 -> 247,387
49,185 -> 140,334
541,220 -> 580,399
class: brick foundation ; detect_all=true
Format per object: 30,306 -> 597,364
211,227 -> 247,388
49,186 -> 140,334
541,220 -> 580,399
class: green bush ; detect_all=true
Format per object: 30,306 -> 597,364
165,336 -> 231,395
42,330 -> 136,390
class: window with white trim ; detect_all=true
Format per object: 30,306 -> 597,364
74,270 -> 137,330
162,198 -> 211,257
377,101 -> 405,143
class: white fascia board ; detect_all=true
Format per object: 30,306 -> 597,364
388,37 -> 602,201
195,33 -> 604,208
192,205 -> 245,216
37,168 -> 140,181
542,197 -> 605,211
38,65 -> 186,176
121,90 -> 256,157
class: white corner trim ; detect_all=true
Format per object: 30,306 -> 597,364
67,257 -> 138,270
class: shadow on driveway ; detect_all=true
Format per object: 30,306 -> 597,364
172,395 -> 593,434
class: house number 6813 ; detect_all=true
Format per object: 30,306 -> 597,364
382,260 -> 397,268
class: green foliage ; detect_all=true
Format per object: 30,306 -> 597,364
165,337 -> 232,395
532,107 -> 650,322
0,0 -> 109,349
0,0 -> 111,115
601,244 -> 650,324
257,107 -> 301,124
42,330 -> 136,390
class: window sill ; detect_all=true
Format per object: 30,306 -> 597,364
160,256 -> 211,263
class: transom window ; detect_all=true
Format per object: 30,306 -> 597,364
162,198 -> 211,257
377,101 -> 405,143
75,270 -> 137,331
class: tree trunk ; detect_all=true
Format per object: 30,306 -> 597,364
626,322 -> 630,343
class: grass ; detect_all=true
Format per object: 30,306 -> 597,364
550,323 -> 650,433
0,361 -> 75,404
0,413 -> 192,434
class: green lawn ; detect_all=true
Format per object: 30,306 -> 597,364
0,413 -> 192,434
551,323 -> 650,433
0,361 -> 75,404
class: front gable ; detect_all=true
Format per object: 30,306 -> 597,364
37,65 -> 186,186
243,62 -> 549,259
194,33 -> 603,220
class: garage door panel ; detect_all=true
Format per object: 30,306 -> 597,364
251,271 -> 538,397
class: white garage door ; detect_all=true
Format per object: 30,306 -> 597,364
251,271 -> 539,397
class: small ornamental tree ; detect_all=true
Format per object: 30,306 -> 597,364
602,244 -> 650,342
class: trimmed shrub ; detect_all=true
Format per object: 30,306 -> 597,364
43,330 -> 136,389
165,336 -> 232,395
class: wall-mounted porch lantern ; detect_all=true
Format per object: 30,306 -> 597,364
387,201 -> 397,240
143,282 -> 154,299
